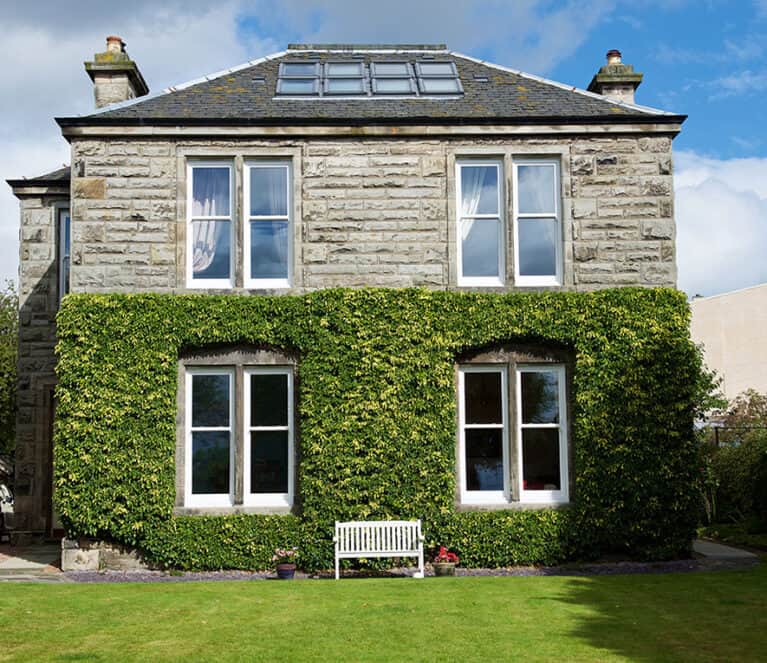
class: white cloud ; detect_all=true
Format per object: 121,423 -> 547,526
675,150 -> 767,297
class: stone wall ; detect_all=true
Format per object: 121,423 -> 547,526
14,193 -> 66,532
69,134 -> 676,293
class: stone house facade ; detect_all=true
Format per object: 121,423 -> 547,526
8,39 -> 684,537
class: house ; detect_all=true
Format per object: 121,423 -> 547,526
7,38 -> 697,569
691,284 -> 767,401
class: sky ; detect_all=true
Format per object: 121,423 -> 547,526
1,0 -> 766,297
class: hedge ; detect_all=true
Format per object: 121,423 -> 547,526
54,287 -> 701,570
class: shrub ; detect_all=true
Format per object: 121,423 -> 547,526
54,288 -> 701,570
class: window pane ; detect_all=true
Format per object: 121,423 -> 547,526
374,63 -> 410,76
191,220 -> 231,280
517,165 -> 556,214
419,62 -> 455,76
465,429 -> 503,491
278,79 -> 316,94
192,167 -> 230,217
282,63 -> 318,76
250,431 -> 289,493
522,429 -> 561,490
464,372 -> 502,424
521,372 -> 560,424
461,165 -> 498,216
250,221 -> 289,280
326,78 -> 365,93
250,167 -> 288,216
374,78 -> 413,93
419,78 -> 461,93
192,374 -> 230,427
327,62 -> 363,76
461,219 -> 499,278
518,217 -> 558,277
192,431 -> 230,494
250,373 -> 288,427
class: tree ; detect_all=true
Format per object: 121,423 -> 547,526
0,281 -> 18,454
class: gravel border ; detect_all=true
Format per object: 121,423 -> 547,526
65,556 -> 760,583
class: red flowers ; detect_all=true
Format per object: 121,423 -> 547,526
434,546 -> 459,564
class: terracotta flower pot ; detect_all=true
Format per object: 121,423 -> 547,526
433,562 -> 456,577
276,562 -> 296,579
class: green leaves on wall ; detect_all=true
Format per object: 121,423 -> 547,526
54,288 -> 701,570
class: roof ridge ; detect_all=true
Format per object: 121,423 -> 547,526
449,51 -> 678,117
287,43 -> 447,51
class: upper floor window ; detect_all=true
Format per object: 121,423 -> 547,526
244,162 -> 292,289
513,160 -> 562,286
456,159 -> 505,286
186,160 -> 293,290
455,157 -> 562,288
187,162 -> 234,288
58,207 -> 71,303
457,358 -> 569,506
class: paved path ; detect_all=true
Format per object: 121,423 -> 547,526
0,544 -> 68,582
693,538 -> 759,560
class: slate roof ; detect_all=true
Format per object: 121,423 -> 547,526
57,46 -> 684,128
6,166 -> 71,188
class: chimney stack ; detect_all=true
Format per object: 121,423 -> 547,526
587,49 -> 643,105
84,36 -> 149,109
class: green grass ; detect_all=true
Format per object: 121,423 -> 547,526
4,564 -> 767,662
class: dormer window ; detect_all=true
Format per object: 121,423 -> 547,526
415,61 -> 463,94
370,62 -> 416,94
324,62 -> 367,95
277,62 -> 321,95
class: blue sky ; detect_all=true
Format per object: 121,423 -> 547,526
1,0 -> 766,295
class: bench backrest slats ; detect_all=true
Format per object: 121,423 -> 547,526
335,520 -> 421,554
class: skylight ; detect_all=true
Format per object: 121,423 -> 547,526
275,60 -> 463,97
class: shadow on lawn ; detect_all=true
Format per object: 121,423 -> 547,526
554,563 -> 766,663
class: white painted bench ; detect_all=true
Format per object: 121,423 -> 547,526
333,519 -> 425,579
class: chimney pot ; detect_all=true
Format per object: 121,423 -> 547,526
587,49 -> 643,105
106,36 -> 125,54
84,36 -> 149,108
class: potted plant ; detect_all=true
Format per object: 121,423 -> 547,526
272,547 -> 298,579
432,546 -> 459,576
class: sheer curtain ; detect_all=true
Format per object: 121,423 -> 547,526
192,170 -> 228,274
460,166 -> 489,240
252,168 -> 288,275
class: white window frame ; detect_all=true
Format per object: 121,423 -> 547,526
456,158 -> 505,287
243,161 -> 292,289
58,207 -> 71,304
243,367 -> 294,508
186,161 -> 234,289
512,159 -> 562,287
185,367 -> 235,508
458,366 -> 510,505
516,364 -> 569,504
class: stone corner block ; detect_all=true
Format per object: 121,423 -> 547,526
60,537 -> 100,571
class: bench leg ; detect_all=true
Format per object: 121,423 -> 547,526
335,555 -> 340,580
413,547 -> 425,579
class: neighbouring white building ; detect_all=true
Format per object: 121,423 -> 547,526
690,283 -> 767,401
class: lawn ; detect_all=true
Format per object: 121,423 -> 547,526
4,564 -> 766,662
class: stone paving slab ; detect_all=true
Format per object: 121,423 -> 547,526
0,544 -> 62,575
693,538 -> 759,559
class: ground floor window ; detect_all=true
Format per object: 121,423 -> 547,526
458,353 -> 569,506
181,350 -> 295,510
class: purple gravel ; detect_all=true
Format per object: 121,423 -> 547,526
65,557 -> 758,583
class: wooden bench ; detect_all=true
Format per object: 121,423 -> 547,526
333,519 -> 425,579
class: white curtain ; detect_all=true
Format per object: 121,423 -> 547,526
252,168 -> 288,275
460,166 -> 490,240
192,171 -> 227,274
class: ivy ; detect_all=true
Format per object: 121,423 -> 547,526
55,288 -> 701,570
